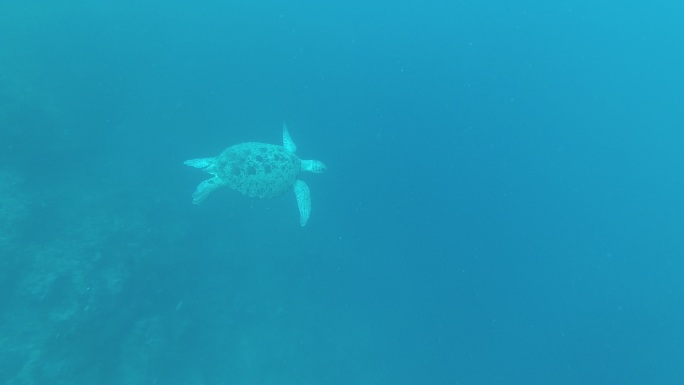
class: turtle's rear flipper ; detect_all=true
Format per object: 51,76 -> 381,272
191,177 -> 224,204
294,180 -> 311,226
184,158 -> 214,170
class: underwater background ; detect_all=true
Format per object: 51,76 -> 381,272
1,0 -> 683,384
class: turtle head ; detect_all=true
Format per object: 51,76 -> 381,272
301,159 -> 327,174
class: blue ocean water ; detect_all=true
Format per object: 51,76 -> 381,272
1,0 -> 683,384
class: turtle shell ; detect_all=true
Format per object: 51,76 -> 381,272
215,142 -> 301,198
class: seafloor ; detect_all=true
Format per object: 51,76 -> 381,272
0,78 -> 364,385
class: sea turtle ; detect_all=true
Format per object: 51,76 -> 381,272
184,123 -> 327,226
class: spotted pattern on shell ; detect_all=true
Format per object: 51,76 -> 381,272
216,142 -> 302,198
184,124 -> 326,226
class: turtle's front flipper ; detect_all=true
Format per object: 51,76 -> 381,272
293,180 -> 311,226
282,123 -> 297,153
191,177 -> 225,204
